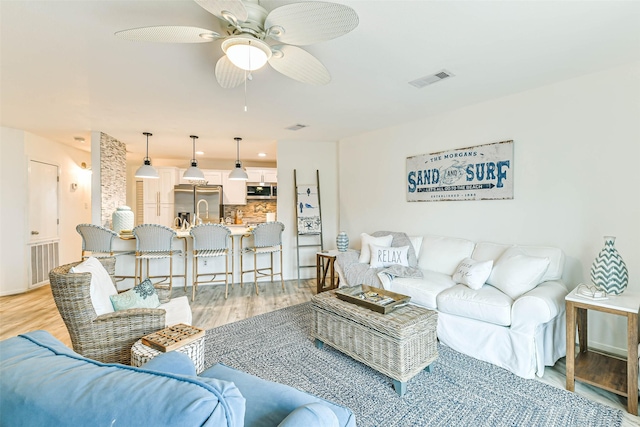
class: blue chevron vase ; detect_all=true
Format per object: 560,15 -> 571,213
590,236 -> 628,295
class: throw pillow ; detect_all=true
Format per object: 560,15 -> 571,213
369,244 -> 410,268
110,279 -> 161,311
487,250 -> 550,299
452,258 -> 493,290
70,257 -> 117,316
358,233 -> 393,264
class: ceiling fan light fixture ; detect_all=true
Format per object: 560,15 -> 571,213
228,137 -> 248,180
222,36 -> 272,71
184,135 -> 204,181
135,132 -> 159,179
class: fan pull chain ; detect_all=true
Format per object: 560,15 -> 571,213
244,70 -> 248,112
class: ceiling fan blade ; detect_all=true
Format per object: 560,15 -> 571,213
114,26 -> 221,43
268,45 -> 330,85
194,0 -> 248,24
264,2 -> 358,46
215,56 -> 247,88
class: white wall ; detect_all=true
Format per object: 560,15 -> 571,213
277,140 -> 339,280
338,62 -> 640,354
0,128 -> 28,295
0,128 -> 91,295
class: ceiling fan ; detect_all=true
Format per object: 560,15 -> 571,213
115,0 -> 359,89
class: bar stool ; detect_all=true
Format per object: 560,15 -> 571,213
132,224 -> 185,296
189,223 -> 233,301
76,224 -> 135,282
240,222 -> 285,295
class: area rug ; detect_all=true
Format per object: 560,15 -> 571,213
204,303 -> 622,427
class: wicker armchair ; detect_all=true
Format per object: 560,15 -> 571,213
48,257 -> 165,364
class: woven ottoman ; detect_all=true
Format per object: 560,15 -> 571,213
131,336 -> 205,374
311,290 -> 438,396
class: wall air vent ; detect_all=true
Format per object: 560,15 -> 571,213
408,69 -> 455,89
285,124 -> 308,131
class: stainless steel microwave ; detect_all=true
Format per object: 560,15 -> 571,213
246,183 -> 277,200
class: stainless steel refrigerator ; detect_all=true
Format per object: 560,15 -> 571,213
174,184 -> 223,226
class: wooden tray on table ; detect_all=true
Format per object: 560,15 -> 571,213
141,323 -> 205,352
335,285 -> 411,314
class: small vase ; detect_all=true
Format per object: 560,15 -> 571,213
590,236 -> 629,295
112,206 -> 134,233
336,231 -> 349,252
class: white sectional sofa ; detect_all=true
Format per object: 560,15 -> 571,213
335,232 -> 568,379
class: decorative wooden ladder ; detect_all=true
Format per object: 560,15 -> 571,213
293,169 -> 324,285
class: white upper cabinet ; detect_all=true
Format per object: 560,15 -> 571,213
221,171 -> 247,205
143,167 -> 177,204
203,170 -> 223,186
245,167 -> 277,183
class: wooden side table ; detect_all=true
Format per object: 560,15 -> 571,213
565,287 -> 640,415
316,250 -> 341,294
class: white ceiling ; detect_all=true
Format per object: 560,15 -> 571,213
2,1 -> 639,163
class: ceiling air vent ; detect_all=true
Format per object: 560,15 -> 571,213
285,124 -> 308,131
408,69 -> 455,89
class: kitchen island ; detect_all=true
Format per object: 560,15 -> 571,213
112,225 -> 256,291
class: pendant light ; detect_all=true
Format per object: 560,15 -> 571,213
228,137 -> 248,180
183,135 -> 205,181
134,132 -> 159,179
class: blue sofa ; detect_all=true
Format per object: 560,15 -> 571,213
0,331 -> 356,427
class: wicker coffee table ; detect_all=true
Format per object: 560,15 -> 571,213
311,290 -> 438,396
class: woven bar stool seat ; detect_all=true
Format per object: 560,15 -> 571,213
240,221 -> 285,295
133,224 -> 185,297
76,224 -> 135,282
190,224 -> 233,301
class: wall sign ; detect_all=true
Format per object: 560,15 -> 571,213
407,140 -> 513,202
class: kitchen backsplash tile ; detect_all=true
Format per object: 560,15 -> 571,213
224,200 -> 276,224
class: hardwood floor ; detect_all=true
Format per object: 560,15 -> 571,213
1,280 -> 638,426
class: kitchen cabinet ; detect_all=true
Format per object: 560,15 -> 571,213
221,172 -> 247,205
143,203 -> 174,227
143,167 -> 177,204
246,167 -> 277,183
142,167 -> 176,227
176,168 -> 222,186
203,170 -> 223,186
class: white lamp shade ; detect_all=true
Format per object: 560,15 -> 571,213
222,36 -> 272,71
135,163 -> 159,179
183,165 -> 204,180
228,166 -> 249,180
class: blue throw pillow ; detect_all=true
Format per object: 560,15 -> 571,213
277,403 -> 339,427
110,278 -> 160,311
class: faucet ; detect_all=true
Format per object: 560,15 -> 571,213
173,217 -> 182,229
196,199 -> 209,224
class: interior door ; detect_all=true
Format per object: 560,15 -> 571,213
29,161 -> 59,242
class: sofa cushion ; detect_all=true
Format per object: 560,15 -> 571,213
417,235 -> 475,275
358,233 -> 393,263
452,258 -> 493,290
160,295 -> 192,326
142,351 -> 197,377
389,270 -> 456,310
475,243 -> 564,282
369,244 -> 410,268
278,403 -> 340,427
0,331 -> 245,427
70,256 -> 117,316
202,363 -> 356,427
110,278 -> 160,311
437,284 -> 513,326
487,248 -> 550,299
408,236 -> 424,259
471,242 -> 511,263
